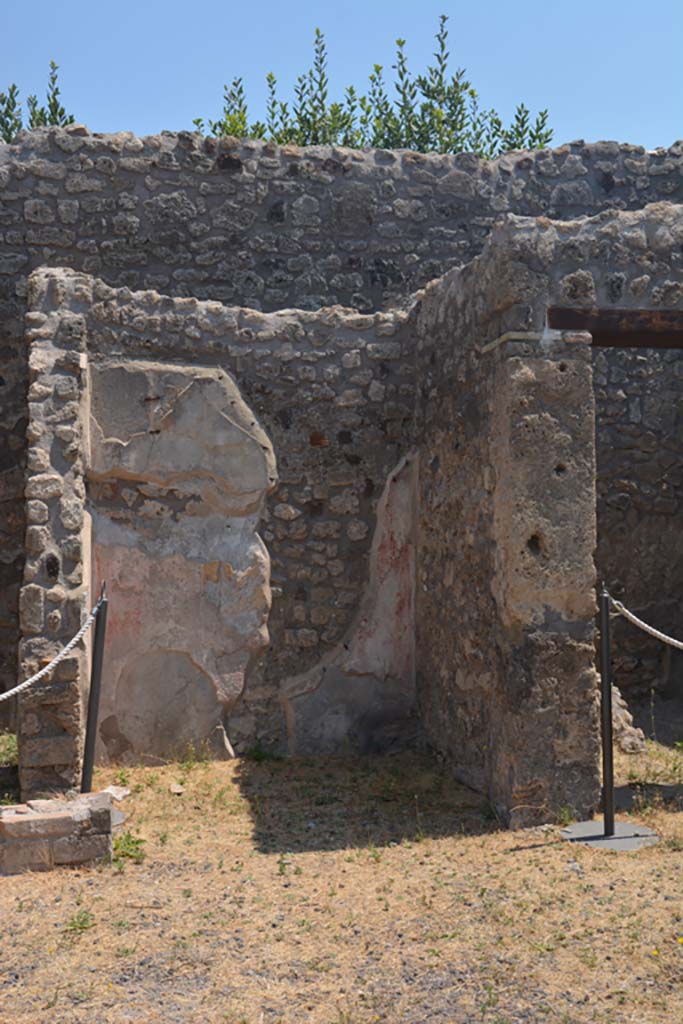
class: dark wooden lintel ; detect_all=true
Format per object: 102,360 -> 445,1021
547,307 -> 683,349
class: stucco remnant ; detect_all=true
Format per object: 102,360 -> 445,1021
281,452 -> 418,754
88,360 -> 276,761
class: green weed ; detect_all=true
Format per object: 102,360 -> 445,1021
113,831 -> 146,867
64,909 -> 95,935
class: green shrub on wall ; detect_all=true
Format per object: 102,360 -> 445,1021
193,17 -> 553,157
1,18 -> 553,156
0,61 -> 74,143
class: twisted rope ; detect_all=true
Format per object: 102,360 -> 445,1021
0,600 -> 101,704
609,596 -> 683,651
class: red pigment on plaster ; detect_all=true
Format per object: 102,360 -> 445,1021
93,549 -> 144,645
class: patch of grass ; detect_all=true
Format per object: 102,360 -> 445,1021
557,804 -> 574,827
115,945 -> 137,957
112,830 -> 146,867
176,740 -> 212,774
64,909 -> 95,935
0,731 -> 18,766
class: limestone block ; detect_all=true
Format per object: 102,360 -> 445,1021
19,584 -> 44,634
27,500 -> 49,524
0,793 -> 112,873
0,805 -> 81,839
25,474 -> 64,500
52,832 -> 111,866
0,839 -> 52,874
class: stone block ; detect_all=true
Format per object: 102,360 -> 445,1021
52,832 -> 111,866
25,474 -> 64,500
19,584 -> 44,634
76,792 -> 113,832
0,805 -> 81,839
20,735 -> 79,768
0,838 -> 52,874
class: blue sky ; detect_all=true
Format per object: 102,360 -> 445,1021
3,0 -> 681,150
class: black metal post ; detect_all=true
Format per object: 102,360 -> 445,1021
599,586 -> 615,837
81,584 -> 108,794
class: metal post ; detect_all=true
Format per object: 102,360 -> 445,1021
81,583 -> 108,794
599,586 -> 615,837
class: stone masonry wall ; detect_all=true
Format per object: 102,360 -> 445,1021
415,239 -> 600,826
3,128 -> 683,718
15,202 -> 683,820
416,203 -> 683,823
18,270 -> 92,797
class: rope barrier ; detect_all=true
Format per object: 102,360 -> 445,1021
0,599 -> 101,705
609,595 -> 683,651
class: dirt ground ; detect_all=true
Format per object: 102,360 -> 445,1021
1,742 -> 682,1024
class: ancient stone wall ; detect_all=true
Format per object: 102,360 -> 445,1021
2,128 -> 683,716
13,201 -> 683,821
414,236 -> 600,826
18,267 -> 417,792
415,204 -> 683,823
18,271 -> 92,796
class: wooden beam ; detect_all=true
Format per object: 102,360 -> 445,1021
547,307 -> 683,348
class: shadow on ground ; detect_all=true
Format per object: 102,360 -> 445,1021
233,749 -> 497,854
615,782 -> 683,812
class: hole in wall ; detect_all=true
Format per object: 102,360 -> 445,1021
526,534 -> 543,556
558,362 -> 568,373
45,553 -> 60,580
275,408 -> 292,430
554,463 -> 567,476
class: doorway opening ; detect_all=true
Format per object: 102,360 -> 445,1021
550,306 -> 683,747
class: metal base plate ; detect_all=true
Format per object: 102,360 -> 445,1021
560,819 -> 658,850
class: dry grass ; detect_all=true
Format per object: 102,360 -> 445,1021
1,746 -> 682,1024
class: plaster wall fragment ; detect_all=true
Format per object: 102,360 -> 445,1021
87,360 -> 276,761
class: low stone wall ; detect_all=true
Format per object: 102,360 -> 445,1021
0,791 -> 112,874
